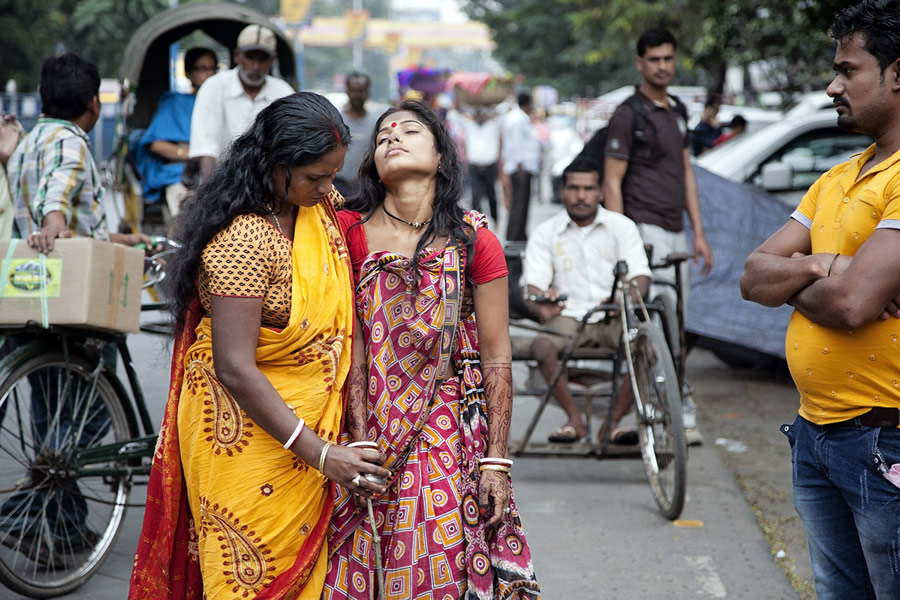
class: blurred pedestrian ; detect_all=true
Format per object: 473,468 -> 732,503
129,92 -> 389,599
603,27 -> 714,445
0,114 -> 25,240
333,72 -> 379,197
189,24 -> 294,180
691,95 -> 722,156
741,2 -> 900,597
712,115 -> 746,146
460,106 -> 502,221
502,91 -> 541,241
136,46 -> 217,217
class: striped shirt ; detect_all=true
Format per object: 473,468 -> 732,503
9,117 -> 109,240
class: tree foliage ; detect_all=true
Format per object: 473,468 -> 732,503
463,0 -> 636,98
0,0 -> 168,90
464,0 -> 851,102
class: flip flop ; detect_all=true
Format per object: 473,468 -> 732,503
610,427 -> 639,445
548,425 -> 580,443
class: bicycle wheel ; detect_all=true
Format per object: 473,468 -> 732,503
0,349 -> 134,598
629,322 -> 687,520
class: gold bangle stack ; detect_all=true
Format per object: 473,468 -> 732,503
479,464 -> 510,473
318,441 -> 334,474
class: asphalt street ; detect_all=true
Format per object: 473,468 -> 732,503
4,326 -> 800,600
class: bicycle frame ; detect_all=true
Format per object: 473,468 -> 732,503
511,260 -> 668,458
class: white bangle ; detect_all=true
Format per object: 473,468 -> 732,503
479,457 -> 513,466
282,418 -> 305,450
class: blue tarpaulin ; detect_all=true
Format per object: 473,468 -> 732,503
684,166 -> 795,358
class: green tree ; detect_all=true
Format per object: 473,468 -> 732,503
464,0 -> 850,102
463,0 -> 629,98
0,0 -> 169,91
0,0 -> 74,90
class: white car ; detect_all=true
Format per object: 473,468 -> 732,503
695,110 -> 872,206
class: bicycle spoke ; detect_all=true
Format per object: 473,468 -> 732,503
0,350 -> 133,596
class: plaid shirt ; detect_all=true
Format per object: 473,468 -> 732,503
9,117 -> 109,240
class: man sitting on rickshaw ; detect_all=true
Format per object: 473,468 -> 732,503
189,24 -> 294,180
518,156 -> 651,443
135,46 -> 217,218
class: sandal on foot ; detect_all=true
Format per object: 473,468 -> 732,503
548,425 -> 581,443
610,427 -> 639,445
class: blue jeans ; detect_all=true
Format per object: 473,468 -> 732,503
781,414 -> 900,599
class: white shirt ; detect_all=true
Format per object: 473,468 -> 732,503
189,67 -> 294,159
336,105 -> 381,181
501,106 -> 540,175
524,207 -> 652,321
460,116 -> 501,166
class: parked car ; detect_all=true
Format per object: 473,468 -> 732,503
695,110 -> 872,206
687,109 -> 872,367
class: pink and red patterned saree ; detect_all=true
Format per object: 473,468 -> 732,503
324,210 -> 541,600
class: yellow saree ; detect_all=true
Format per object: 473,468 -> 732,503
130,200 -> 353,599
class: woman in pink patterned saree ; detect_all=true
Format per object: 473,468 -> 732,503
325,100 -> 541,599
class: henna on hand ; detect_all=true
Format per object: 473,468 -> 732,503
481,363 -> 512,458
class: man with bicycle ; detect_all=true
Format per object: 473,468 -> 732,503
603,27 -> 713,445
3,52 -> 149,561
519,156 -> 651,444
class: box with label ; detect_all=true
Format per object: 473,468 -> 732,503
0,238 -> 143,333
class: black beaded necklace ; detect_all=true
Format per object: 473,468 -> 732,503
382,204 -> 431,229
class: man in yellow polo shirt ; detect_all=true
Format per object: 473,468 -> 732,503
740,2 -> 900,597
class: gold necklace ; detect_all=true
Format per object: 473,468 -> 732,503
382,204 -> 431,229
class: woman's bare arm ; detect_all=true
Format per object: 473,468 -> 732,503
210,295 -> 388,494
473,276 -> 513,458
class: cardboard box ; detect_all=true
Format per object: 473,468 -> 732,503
0,238 -> 143,333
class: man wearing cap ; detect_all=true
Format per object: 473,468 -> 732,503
189,24 -> 294,179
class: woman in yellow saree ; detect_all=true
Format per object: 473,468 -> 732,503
129,93 -> 389,599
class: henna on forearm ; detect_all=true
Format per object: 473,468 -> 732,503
346,363 -> 368,442
481,362 -> 512,457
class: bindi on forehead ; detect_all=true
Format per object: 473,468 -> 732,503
377,118 -> 424,135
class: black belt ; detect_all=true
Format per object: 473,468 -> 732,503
826,407 -> 900,428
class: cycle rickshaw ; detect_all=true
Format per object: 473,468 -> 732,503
504,242 -> 690,521
109,2 -> 297,236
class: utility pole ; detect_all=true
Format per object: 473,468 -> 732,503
353,0 -> 363,71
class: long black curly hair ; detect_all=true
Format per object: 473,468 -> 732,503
342,99 -> 475,267
165,91 -> 351,328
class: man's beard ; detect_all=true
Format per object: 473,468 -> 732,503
238,68 -> 265,88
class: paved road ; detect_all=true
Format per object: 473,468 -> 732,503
4,325 -> 799,600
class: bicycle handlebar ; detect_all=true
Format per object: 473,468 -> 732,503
651,252 -> 692,270
142,237 -> 181,290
